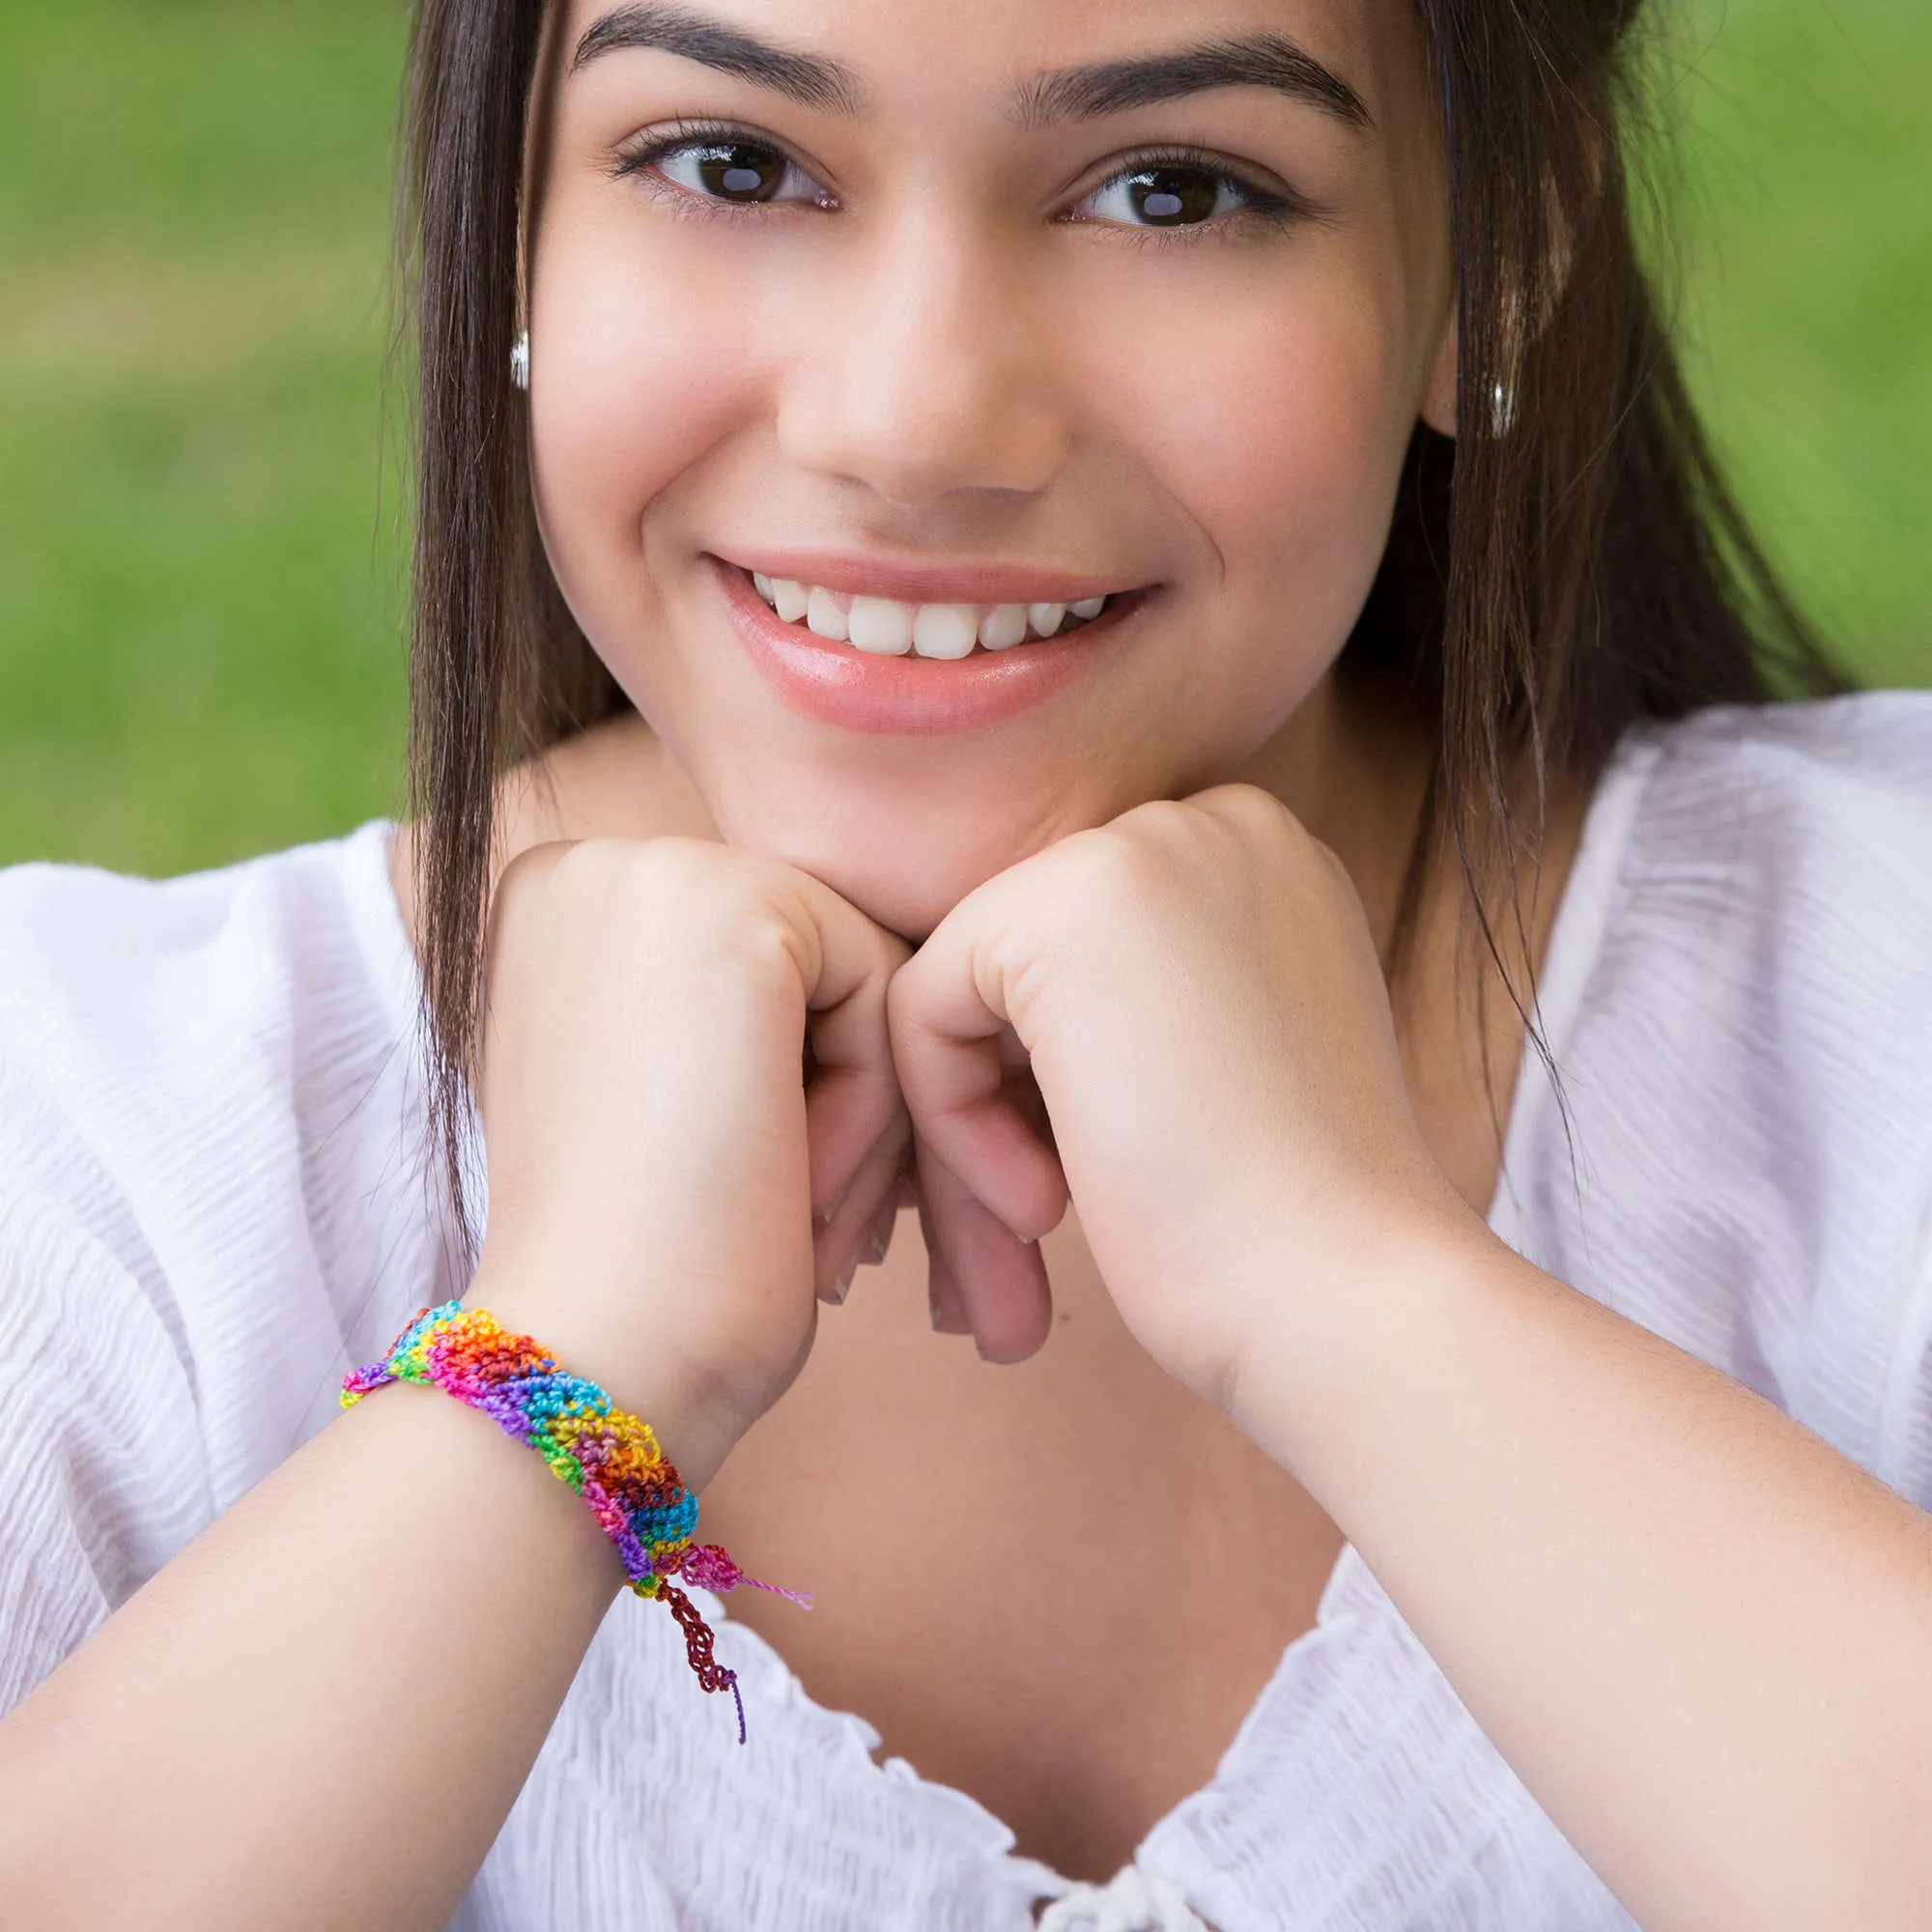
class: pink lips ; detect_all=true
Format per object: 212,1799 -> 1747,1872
712,554 -> 1140,736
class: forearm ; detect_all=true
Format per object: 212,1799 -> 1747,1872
0,1375 -> 633,1931
1236,1225 -> 1932,1932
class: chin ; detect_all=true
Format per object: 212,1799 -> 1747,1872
772,838 -> 1005,944
685,721 -> 1177,938
715,794 -> 1070,943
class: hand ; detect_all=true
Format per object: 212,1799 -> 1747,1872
889,784 -> 1477,1410
469,837 -> 911,1488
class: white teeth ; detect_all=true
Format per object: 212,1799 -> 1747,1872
979,604 -> 1028,650
912,604 -> 980,659
847,596 -> 914,656
750,572 -> 1114,651
806,586 -> 849,641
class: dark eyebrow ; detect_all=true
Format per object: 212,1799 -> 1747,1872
570,4 -> 865,115
1015,34 -> 1372,134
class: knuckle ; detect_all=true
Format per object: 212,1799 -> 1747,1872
564,836 -> 749,942
1061,805 -> 1197,911
1113,795 -> 1198,847
574,833 -> 709,902
1196,781 -> 1296,848
1313,837 -> 1353,890
721,900 -> 809,987
1053,833 -> 1152,920
492,838 -> 572,914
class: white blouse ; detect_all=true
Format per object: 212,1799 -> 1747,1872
2,692 -> 1930,1930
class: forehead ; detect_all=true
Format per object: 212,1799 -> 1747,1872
550,0 -> 1426,128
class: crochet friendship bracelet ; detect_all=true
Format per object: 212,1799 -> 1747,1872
340,1298 -> 810,1744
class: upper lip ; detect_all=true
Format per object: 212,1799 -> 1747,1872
713,549 -> 1144,607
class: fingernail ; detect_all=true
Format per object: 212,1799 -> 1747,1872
828,1258 -> 857,1305
860,1192 -> 897,1269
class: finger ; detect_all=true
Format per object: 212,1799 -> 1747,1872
812,1106 -> 911,1302
860,1186 -> 901,1268
888,940 -> 1067,1245
914,1177 -> 971,1335
915,1138 -> 1054,1363
775,867 -> 914,1223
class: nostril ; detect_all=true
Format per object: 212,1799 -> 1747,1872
775,367 -> 1068,507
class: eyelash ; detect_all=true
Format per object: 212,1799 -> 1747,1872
611,120 -> 833,218
1069,146 -> 1307,243
610,123 -> 1309,241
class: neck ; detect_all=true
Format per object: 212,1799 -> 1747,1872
1234,671 -> 1437,965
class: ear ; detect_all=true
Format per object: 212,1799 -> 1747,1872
1420,313 -> 1459,439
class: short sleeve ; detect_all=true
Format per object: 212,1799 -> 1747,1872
1499,692 -> 1932,1498
0,822 -> 449,1720
0,1073 -> 214,1715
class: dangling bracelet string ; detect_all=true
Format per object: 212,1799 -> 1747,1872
340,1299 -> 810,1744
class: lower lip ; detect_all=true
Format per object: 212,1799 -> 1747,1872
714,558 -> 1135,735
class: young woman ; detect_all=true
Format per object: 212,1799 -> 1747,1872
1,0 -> 1928,1926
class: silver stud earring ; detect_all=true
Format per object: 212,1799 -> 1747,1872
510,331 -> 530,392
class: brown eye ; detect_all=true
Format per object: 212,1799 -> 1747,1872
646,136 -> 826,206
1078,161 -> 1264,231
1126,168 -> 1221,226
692,142 -> 785,201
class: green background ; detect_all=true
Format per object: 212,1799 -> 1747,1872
2,0 -> 1927,877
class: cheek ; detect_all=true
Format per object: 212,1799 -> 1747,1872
1072,257 -> 1418,753
526,211 -> 768,639
1080,253 -> 1413,631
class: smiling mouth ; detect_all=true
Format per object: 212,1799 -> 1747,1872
744,570 -> 1117,659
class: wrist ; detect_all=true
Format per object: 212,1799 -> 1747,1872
1222,1191 -> 1509,1482
459,1266 -> 748,1493
349,1294 -> 786,1738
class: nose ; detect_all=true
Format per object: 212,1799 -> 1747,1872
775,207 -> 1070,511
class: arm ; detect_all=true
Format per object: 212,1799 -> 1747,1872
1236,1224 -> 1932,1932
0,836 -> 910,1931
889,782 -> 1932,1932
0,1357 -> 640,1931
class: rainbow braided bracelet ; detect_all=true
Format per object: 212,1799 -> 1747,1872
340,1298 -> 810,1743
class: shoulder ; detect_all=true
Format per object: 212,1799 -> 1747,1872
0,820 -> 418,1088
1591,691 -> 1932,1102
1551,687 -> 1932,1025
0,820 -> 420,1194
1507,693 -> 1932,1489
1583,690 -> 1932,1049
1620,688 -> 1932,886
0,825 -> 452,1704
0,823 -> 444,1515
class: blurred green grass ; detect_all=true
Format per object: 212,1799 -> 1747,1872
0,1 -> 409,874
1,0 -> 1926,877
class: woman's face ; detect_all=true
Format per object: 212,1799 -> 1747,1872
527,0 -> 1455,935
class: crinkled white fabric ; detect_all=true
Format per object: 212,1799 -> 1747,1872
1038,1868 -> 1208,1930
3,693 -> 1930,1930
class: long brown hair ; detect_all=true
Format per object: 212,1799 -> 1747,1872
394,0 -> 1846,1206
